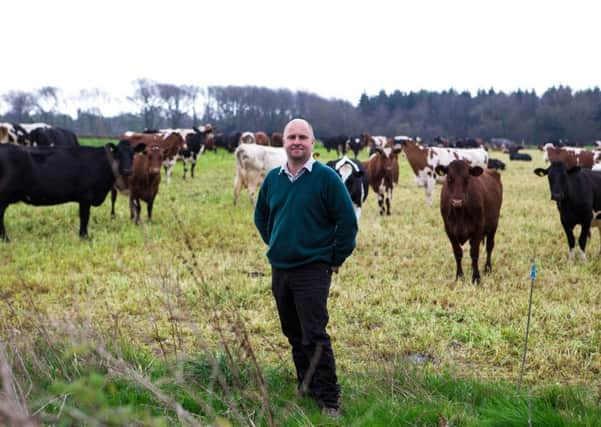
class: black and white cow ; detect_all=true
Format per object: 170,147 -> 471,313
29,126 -> 79,147
347,136 -> 364,158
534,161 -> 601,261
326,156 -> 369,219
0,123 -> 48,144
180,126 -> 214,179
0,141 -> 145,240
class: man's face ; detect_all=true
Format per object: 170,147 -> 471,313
283,121 -> 314,163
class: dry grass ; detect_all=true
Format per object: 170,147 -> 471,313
1,144 -> 599,397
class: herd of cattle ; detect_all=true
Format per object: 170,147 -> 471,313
1,122 -> 601,283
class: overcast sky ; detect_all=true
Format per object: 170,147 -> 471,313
3,0 -> 600,115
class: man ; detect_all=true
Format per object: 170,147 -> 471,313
254,118 -> 358,417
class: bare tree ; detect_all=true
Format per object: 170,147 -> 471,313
157,83 -> 193,128
184,85 -> 204,126
2,90 -> 35,122
33,86 -> 60,124
128,79 -> 162,130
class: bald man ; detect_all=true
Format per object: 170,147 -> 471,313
254,118 -> 358,417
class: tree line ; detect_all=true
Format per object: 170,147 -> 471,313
2,80 -> 601,144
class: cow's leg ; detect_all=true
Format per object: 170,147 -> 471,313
182,159 -> 188,180
425,177 -> 435,206
0,204 -> 9,242
190,159 -> 196,178
129,197 -> 135,220
233,172 -> 242,205
110,188 -> 117,219
248,181 -> 258,205
578,221 -> 591,262
385,186 -> 392,215
561,218 -> 576,261
469,236 -> 481,284
484,230 -> 496,273
147,198 -> 154,222
378,183 -> 385,215
451,239 -> 463,280
79,203 -> 91,238
131,198 -> 141,225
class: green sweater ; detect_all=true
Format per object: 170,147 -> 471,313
254,162 -> 358,269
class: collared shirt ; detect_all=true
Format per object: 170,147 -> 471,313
279,157 -> 315,183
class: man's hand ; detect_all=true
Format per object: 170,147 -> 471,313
331,266 -> 339,274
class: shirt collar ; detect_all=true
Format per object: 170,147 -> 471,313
279,157 -> 315,176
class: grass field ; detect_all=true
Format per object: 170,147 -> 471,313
1,139 -> 600,424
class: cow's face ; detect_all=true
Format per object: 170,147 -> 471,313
109,140 -> 146,176
437,160 -> 483,208
534,161 -> 575,202
146,144 -> 163,175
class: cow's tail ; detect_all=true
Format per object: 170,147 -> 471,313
235,147 -> 249,182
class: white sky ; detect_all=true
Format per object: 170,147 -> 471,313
2,0 -> 600,115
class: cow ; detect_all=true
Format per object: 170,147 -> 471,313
542,143 -> 600,169
509,152 -> 532,161
321,135 -> 348,156
213,132 -> 242,152
125,144 -> 164,225
120,131 -> 186,182
0,141 -> 145,240
28,126 -> 79,147
326,156 -> 369,219
364,146 -> 400,215
487,158 -> 506,170
400,140 -> 489,205
436,160 -> 503,284
0,122 -> 50,145
180,126 -> 213,179
239,132 -> 256,144
270,132 -> 283,147
255,131 -> 270,146
347,136 -> 365,158
534,162 -> 601,261
233,144 -> 287,205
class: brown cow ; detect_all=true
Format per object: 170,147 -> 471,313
255,131 -> 270,146
542,143 -> 601,169
435,160 -> 503,284
120,132 -> 186,183
363,146 -> 400,215
110,143 -> 163,224
270,132 -> 283,147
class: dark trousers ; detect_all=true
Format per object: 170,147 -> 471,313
272,262 -> 340,409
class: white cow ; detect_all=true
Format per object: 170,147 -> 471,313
401,140 -> 489,205
234,144 -> 287,205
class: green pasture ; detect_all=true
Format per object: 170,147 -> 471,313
1,139 -> 600,424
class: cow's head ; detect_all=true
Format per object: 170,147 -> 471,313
436,160 -> 483,208
534,161 -> 579,202
327,157 -> 365,205
143,144 -> 163,175
107,140 -> 146,177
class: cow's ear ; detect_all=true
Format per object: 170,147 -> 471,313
469,166 -> 483,177
134,143 -> 146,153
533,168 -> 548,177
435,165 -> 448,176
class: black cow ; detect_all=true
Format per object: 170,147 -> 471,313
180,126 -> 213,179
534,161 -> 601,261
347,136 -> 365,158
29,127 -> 79,147
326,156 -> 369,219
321,135 -> 348,156
509,152 -> 532,161
213,132 -> 242,152
0,141 -> 145,240
488,158 -> 506,170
